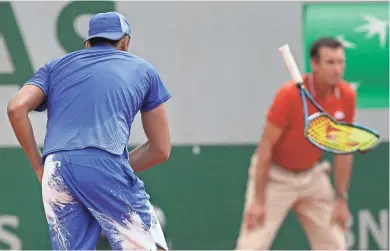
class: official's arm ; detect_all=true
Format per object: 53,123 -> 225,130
333,154 -> 353,200
253,123 -> 283,204
333,88 -> 357,201
253,85 -> 292,204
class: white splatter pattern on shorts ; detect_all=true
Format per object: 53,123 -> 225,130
90,186 -> 165,250
90,208 -> 157,250
42,154 -> 77,250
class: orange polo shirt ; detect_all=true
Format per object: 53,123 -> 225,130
267,74 -> 356,171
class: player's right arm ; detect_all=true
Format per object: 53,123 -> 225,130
244,83 -> 293,230
7,64 -> 50,183
129,64 -> 172,172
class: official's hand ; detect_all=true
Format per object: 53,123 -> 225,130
331,199 -> 350,231
243,200 -> 265,231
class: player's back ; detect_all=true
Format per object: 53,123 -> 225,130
30,45 -> 170,158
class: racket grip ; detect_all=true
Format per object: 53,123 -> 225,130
279,44 -> 303,84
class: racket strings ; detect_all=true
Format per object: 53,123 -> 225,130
307,115 -> 378,152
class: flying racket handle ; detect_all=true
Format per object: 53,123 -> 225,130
278,44 -> 304,84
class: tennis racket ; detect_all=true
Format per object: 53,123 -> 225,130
278,44 -> 380,154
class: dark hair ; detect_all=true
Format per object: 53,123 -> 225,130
88,37 -> 120,47
310,37 -> 344,60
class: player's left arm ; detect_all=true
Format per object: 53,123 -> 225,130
129,63 -> 172,172
7,65 -> 49,181
333,87 -> 357,201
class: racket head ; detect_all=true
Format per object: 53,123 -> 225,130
305,112 -> 381,154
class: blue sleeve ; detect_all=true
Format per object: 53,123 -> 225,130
140,64 -> 171,113
24,64 -> 50,112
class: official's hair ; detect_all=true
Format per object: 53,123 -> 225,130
310,37 -> 344,60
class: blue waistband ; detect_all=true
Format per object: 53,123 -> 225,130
50,147 -> 128,159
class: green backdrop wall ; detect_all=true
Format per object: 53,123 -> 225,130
303,2 -> 389,108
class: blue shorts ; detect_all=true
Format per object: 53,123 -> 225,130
41,148 -> 167,250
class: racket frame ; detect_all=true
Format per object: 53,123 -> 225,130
279,44 -> 381,154
297,83 -> 380,154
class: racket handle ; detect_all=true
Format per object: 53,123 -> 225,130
279,44 -> 304,84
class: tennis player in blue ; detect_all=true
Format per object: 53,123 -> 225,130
7,11 -> 171,250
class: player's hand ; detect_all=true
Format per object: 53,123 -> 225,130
331,199 -> 350,231
243,200 -> 265,231
35,167 -> 44,184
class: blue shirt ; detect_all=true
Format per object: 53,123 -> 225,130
26,45 -> 171,159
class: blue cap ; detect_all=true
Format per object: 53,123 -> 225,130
85,11 -> 131,42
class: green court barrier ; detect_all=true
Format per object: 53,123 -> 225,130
0,143 -> 388,250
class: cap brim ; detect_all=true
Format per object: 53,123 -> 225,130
84,32 -> 126,43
